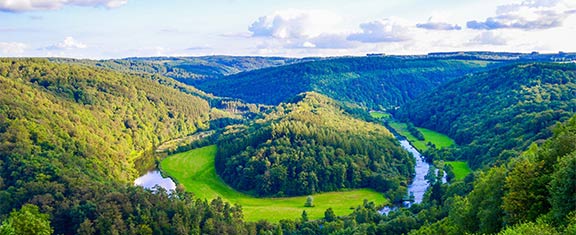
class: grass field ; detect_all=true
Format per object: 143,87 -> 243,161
369,111 -> 391,119
445,161 -> 472,181
160,145 -> 388,222
387,121 -> 455,151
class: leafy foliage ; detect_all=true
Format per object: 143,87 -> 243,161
408,115 -> 576,235
215,92 -> 414,197
305,196 -> 314,207
0,204 -> 53,235
0,59 -> 258,234
196,57 -> 498,109
396,63 -> 576,168
3,56 -> 576,235
52,56 -> 309,84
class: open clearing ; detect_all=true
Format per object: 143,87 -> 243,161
445,161 -> 472,181
370,111 -> 391,119
387,121 -> 455,151
161,145 -> 388,222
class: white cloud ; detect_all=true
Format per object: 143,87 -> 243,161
469,31 -> 507,45
467,0 -> 576,30
48,37 -> 87,50
0,0 -> 128,12
248,9 -> 358,50
347,18 -> 411,43
0,42 -> 28,55
416,17 -> 462,30
248,9 -> 343,39
307,34 -> 357,49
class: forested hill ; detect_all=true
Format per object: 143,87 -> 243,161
52,56 -> 311,85
0,58 -> 213,182
408,115 -> 576,235
194,57 -> 500,109
396,63 -> 576,168
0,59 -> 249,234
215,92 -> 414,198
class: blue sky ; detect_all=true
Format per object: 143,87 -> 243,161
1,0 -> 575,58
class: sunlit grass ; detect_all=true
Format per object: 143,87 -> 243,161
161,145 -> 388,222
387,121 -> 455,151
445,161 -> 472,181
369,111 -> 391,119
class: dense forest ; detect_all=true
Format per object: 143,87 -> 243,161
396,63 -> 576,168
204,115 -> 574,235
0,59 -> 253,234
1,56 -> 575,235
52,56 -> 310,84
195,57 -> 501,109
215,92 -> 414,198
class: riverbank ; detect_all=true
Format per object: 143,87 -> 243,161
386,121 -> 454,152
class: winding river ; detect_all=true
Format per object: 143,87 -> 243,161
400,139 -> 430,204
134,134 -> 439,212
378,138 -> 446,215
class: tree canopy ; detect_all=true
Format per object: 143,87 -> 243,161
215,92 -> 414,197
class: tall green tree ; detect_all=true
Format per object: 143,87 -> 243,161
548,152 -> 576,224
0,204 -> 53,235
503,154 -> 550,225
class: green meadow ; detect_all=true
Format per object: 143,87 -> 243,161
160,145 -> 388,222
387,121 -> 455,151
445,161 -> 472,181
369,111 -> 391,119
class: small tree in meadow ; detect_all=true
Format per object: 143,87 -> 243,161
304,195 -> 314,207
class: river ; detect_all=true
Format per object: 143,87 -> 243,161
134,170 -> 176,191
378,138 -> 444,215
134,136 -> 440,210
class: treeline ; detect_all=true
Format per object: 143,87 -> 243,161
0,186 -> 250,234
396,63 -> 576,168
406,123 -> 425,141
215,92 -> 414,197
196,57 -> 500,109
51,56 -> 307,84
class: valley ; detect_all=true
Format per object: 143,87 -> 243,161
3,0 -> 576,233
1,55 -> 575,234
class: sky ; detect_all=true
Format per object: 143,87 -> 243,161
1,0 -> 575,59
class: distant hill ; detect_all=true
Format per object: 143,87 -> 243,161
51,56 -> 312,84
215,92 -> 414,197
194,57 -> 501,109
396,63 -> 576,168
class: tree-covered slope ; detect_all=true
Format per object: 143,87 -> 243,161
195,57 -> 498,109
396,63 -> 576,168
52,56 -> 310,85
215,92 -> 415,198
0,59 -> 255,234
411,115 -> 576,235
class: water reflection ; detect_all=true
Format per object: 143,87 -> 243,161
379,140 -> 434,214
400,140 -> 429,204
134,170 -> 176,191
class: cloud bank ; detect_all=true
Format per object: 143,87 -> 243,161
416,21 -> 461,30
467,0 -> 576,30
248,9 -> 342,39
469,31 -> 507,45
46,37 -> 87,50
0,42 -> 27,55
347,18 -> 411,43
0,0 -> 128,12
